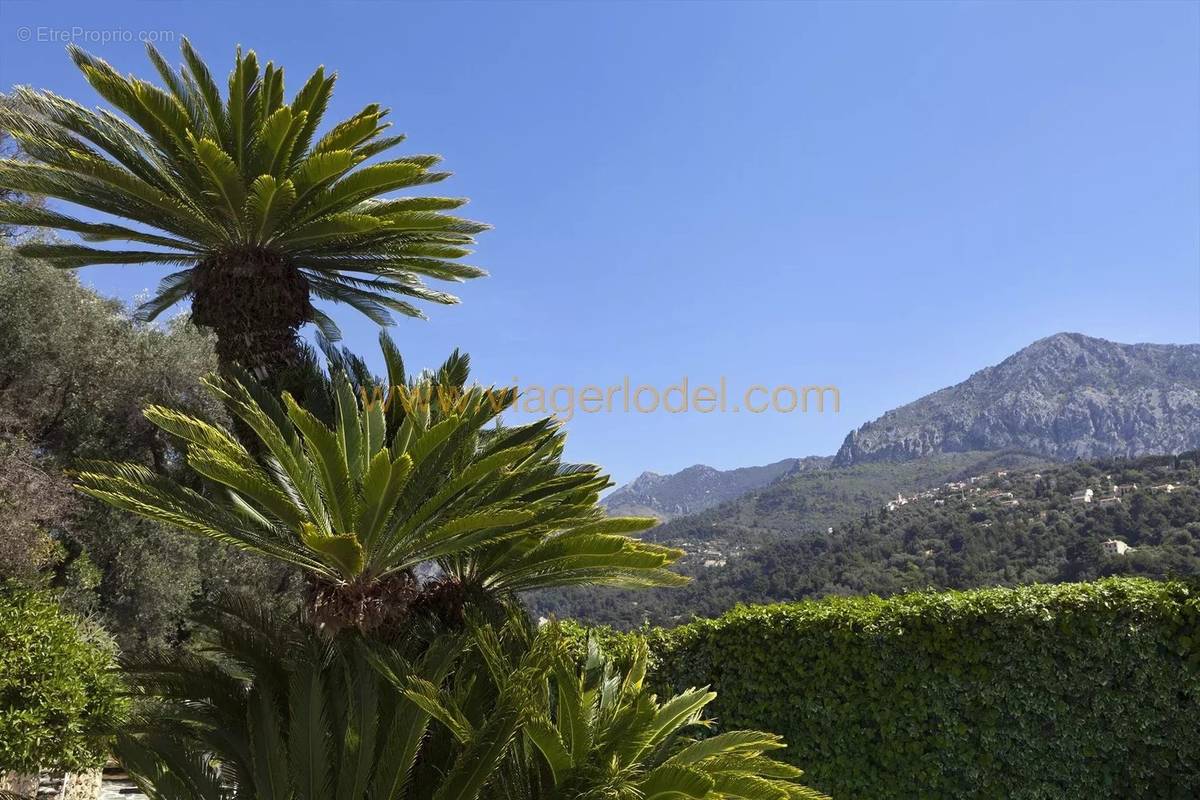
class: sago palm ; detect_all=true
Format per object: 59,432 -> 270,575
408,618 -> 830,800
0,39 -> 487,381
117,594 -> 544,800
74,346 -> 685,632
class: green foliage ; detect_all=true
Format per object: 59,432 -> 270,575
75,340 -> 685,630
0,39 -> 486,337
120,596 -> 827,800
119,595 -> 491,800
512,628 -> 828,799
579,578 -> 1200,799
0,586 -> 126,772
0,245 -> 294,653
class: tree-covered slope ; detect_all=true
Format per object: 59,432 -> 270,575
0,245 -> 296,652
535,451 -> 1200,627
630,450 -> 1049,561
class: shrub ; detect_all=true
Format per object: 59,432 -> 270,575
571,578 -> 1199,799
0,586 -> 125,772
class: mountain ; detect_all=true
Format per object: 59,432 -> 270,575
534,451 -> 1200,627
601,457 -> 831,520
531,332 -> 1200,625
607,332 -> 1200,523
642,449 -> 1048,555
835,333 -> 1200,466
529,449 -> 1053,618
584,448 -> 1054,574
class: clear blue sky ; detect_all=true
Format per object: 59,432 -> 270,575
1,1 -> 1197,488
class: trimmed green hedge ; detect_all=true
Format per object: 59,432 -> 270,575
574,578 -> 1199,799
0,586 -> 125,772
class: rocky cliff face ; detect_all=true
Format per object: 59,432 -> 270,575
834,333 -> 1200,466
601,457 -> 831,519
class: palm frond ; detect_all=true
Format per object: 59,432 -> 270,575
1,38 -> 488,367
76,344 -> 685,612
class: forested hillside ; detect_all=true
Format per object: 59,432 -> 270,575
534,452 -> 1200,626
617,450 -> 1048,565
0,247 -> 295,652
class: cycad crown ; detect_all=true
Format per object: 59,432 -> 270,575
74,339 -> 686,631
0,39 -> 488,376
407,619 -> 833,800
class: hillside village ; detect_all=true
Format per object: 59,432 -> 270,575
879,464 -> 1197,558
886,469 -> 1189,514
665,456 -> 1200,572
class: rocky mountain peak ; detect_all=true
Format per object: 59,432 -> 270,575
834,333 -> 1200,466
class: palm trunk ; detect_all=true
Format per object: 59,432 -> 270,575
190,248 -> 315,395
305,571 -> 419,636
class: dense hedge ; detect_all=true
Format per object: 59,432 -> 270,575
0,586 -> 125,772
572,578 -> 1199,799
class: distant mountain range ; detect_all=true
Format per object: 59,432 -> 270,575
603,333 -> 1200,518
601,457 -> 830,520
531,333 -> 1200,625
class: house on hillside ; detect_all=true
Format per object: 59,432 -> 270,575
1114,483 -> 1139,495
1102,539 -> 1132,556
1071,488 -> 1094,504
1151,483 -> 1176,493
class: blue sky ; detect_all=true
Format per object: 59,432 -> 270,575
1,0 -> 1197,488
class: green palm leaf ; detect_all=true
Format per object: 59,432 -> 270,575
409,619 -> 831,800
75,335 -> 686,631
117,595 -> 483,800
0,39 -> 488,382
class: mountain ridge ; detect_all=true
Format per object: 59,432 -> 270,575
601,457 -> 831,519
834,332 -> 1200,465
534,333 -> 1200,624
604,332 -> 1200,517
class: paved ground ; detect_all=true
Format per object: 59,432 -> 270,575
99,778 -> 146,800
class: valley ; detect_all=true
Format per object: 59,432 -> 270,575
532,333 -> 1200,627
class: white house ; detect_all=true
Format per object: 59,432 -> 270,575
1102,539 -> 1131,556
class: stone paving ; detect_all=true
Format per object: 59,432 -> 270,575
98,778 -> 146,800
